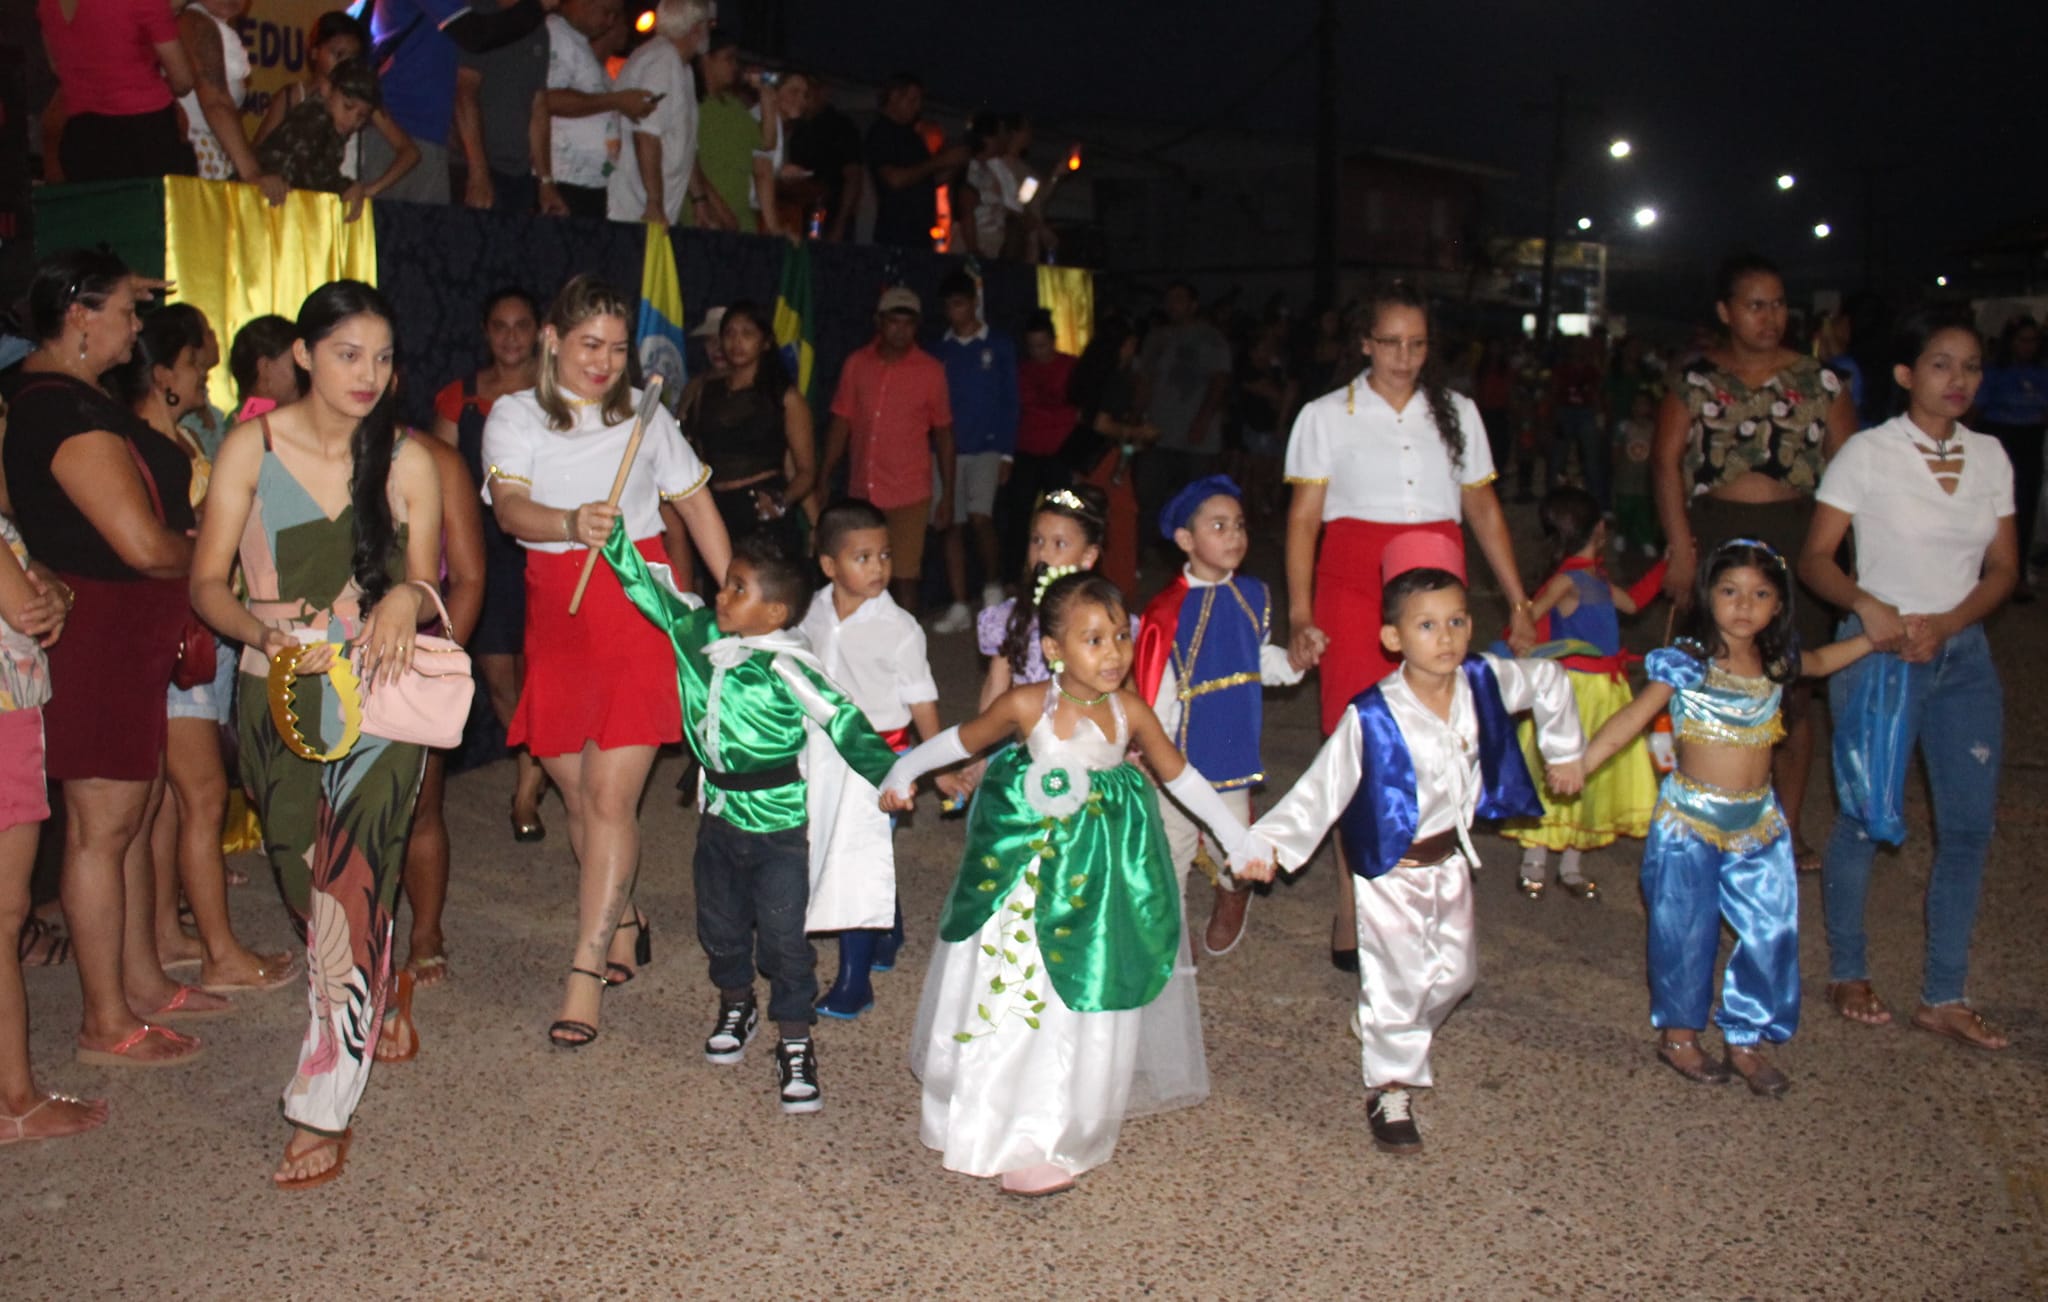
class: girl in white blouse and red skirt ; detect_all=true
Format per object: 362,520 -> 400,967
482,275 -> 732,1048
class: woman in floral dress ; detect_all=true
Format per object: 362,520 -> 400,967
1651,253 -> 1858,869
192,281 -> 442,1190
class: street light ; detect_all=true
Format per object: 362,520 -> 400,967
1776,173 -> 1796,191
1609,139 -> 1632,160
1813,222 -> 1832,239
1577,216 -> 1593,231
1633,206 -> 1658,228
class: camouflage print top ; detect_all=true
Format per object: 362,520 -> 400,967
255,99 -> 352,196
1679,353 -> 1841,497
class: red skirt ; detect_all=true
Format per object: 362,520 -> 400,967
45,573 -> 184,781
1312,517 -> 1464,735
511,538 -> 683,757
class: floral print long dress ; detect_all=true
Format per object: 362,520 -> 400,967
234,424 -> 424,1137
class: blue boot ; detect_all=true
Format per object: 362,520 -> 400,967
871,906 -> 907,973
816,931 -> 877,1019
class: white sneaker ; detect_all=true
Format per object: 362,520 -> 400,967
932,602 -> 974,634
981,581 -> 1007,609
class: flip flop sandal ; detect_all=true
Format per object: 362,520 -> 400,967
202,956 -> 302,995
1656,1038 -> 1732,1085
145,984 -> 235,1022
1910,1005 -> 2009,1051
0,1094 -> 107,1145
76,1024 -> 205,1068
1826,980 -> 1892,1026
274,1129 -> 352,1192
405,954 -> 451,986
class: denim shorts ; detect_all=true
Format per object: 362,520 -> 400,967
166,635 -> 237,724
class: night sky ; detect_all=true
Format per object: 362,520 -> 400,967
774,0 -> 2046,294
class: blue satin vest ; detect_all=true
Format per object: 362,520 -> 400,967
1336,657 -> 1543,879
1169,575 -> 1270,791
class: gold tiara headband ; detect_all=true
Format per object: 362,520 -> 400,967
1038,488 -> 1089,514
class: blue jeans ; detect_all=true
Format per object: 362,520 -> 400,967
1822,619 -> 2003,1006
693,815 -> 816,1027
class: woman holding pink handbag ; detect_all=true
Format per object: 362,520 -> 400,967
190,280 -> 445,1192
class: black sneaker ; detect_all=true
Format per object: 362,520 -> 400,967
1367,1088 -> 1423,1155
777,1037 -> 823,1114
704,997 -> 759,1064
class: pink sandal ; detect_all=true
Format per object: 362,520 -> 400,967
144,984 -> 234,1022
76,1024 -> 205,1068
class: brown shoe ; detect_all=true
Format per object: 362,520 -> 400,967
1202,883 -> 1250,956
1656,1035 -> 1732,1085
1724,1045 -> 1791,1098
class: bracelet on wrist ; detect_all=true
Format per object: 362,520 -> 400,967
562,508 -> 576,542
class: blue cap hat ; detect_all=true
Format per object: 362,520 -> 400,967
1159,474 -> 1243,542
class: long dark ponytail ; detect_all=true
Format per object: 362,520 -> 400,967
1336,282 -> 1466,470
296,280 -> 402,611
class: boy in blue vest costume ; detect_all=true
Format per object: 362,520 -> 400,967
1135,475 -> 1305,956
1241,532 -> 1586,1153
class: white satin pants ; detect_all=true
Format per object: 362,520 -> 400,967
1351,856 -> 1477,1090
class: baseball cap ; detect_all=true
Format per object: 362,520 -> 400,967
876,286 -> 921,317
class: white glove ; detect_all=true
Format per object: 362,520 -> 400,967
881,725 -> 969,798
1163,765 -> 1251,868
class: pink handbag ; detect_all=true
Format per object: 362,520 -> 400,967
360,580 -> 475,749
268,579 -> 475,760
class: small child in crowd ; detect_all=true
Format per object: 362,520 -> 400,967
977,482 -> 1115,703
1576,538 -> 1869,1098
881,571 -> 1254,1196
1610,388 -> 1662,556
1134,475 -> 1304,955
255,53 -> 417,219
1240,533 -> 1585,1156
1502,487 -> 1666,899
603,530 -> 900,1114
227,315 -> 302,424
799,500 -> 958,1018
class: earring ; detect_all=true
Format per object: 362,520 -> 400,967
77,334 -> 87,361
1049,656 -> 1065,675
164,389 -> 180,409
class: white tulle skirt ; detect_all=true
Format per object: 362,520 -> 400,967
908,875 -> 1210,1179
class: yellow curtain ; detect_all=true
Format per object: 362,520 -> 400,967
163,177 -> 379,412
1035,265 -> 1095,358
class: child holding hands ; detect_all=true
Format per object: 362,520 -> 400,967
1575,538 -> 1870,1097
1502,487 -> 1667,899
800,500 -> 959,1018
882,571 -> 1256,1197
1134,475 -> 1305,954
1238,533 -> 1585,1155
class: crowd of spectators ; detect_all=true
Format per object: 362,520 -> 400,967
28,0 -> 1069,258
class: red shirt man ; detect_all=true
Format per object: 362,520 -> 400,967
821,286 -> 955,611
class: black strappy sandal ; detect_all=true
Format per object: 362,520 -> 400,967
547,967 -> 610,1049
606,911 -> 653,986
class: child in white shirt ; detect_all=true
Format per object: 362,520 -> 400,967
799,500 -> 955,1017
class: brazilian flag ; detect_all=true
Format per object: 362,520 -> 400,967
773,240 -> 817,397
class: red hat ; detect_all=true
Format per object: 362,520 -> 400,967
1379,531 -> 1466,584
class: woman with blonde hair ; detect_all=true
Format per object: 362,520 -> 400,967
482,274 -> 730,1048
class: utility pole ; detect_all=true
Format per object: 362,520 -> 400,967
1535,73 -> 1568,351
1312,0 -> 1338,306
